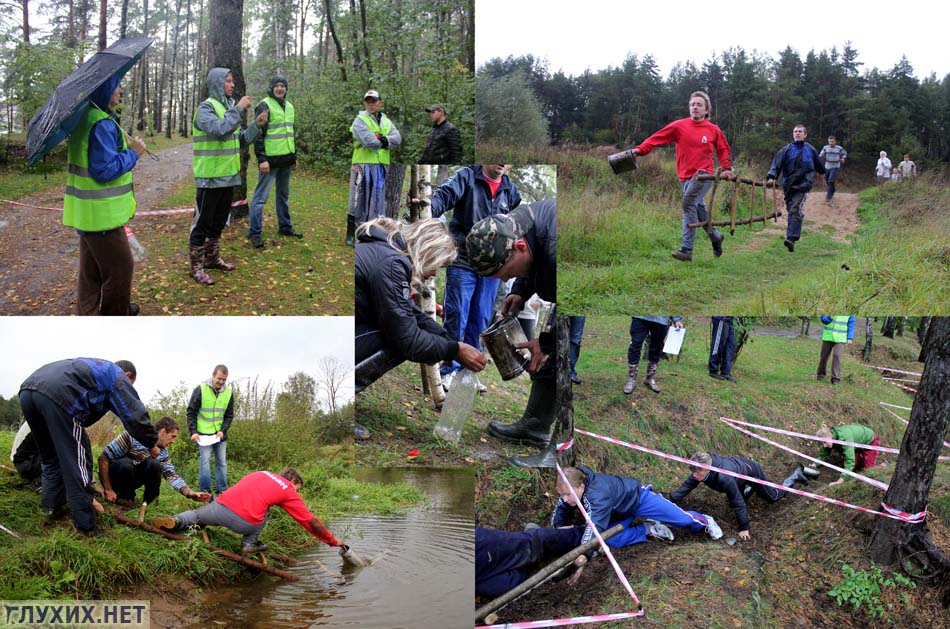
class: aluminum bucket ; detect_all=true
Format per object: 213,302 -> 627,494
480,317 -> 530,381
608,149 -> 638,175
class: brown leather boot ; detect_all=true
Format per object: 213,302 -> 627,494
623,364 -> 638,395
189,245 -> 215,285
204,238 -> 236,271
645,362 -> 661,393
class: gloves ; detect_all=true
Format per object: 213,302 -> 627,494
378,135 -> 389,149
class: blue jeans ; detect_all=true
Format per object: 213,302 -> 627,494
569,316 -> 586,376
825,167 -> 839,200
441,266 -> 500,374
679,178 -> 720,251
785,190 -> 807,241
198,440 -> 228,495
249,164 -> 294,238
606,487 -> 710,547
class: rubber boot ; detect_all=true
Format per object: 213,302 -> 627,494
486,379 -> 556,448
623,364 -> 638,394
782,467 -> 809,487
708,228 -> 724,257
645,362 -> 661,393
204,238 -> 236,271
345,215 -> 356,247
189,245 -> 215,285
510,441 -> 558,468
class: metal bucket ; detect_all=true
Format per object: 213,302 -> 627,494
480,317 -> 530,381
608,149 -> 638,175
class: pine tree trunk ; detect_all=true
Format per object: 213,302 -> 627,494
867,318 -> 950,567
555,315 -> 574,467
96,0 -> 106,50
862,317 -> 874,362
323,0 -> 346,81
384,166 -> 405,219
882,316 -> 896,339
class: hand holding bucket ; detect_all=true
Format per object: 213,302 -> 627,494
480,317 -> 531,380
608,148 -> 639,175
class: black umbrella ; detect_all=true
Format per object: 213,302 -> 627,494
26,37 -> 153,166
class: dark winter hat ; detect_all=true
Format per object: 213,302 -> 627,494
466,205 -> 535,276
425,103 -> 446,113
270,75 -> 288,91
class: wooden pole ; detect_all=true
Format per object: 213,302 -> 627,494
688,212 -> 782,228
749,183 -> 755,225
695,173 -> 770,187
110,510 -> 300,581
474,524 -> 625,624
762,181 -> 768,224
730,179 -> 739,235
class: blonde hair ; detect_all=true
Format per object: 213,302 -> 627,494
358,217 -> 457,286
557,467 -> 586,489
689,91 -> 712,119
817,425 -> 833,441
689,451 -> 712,473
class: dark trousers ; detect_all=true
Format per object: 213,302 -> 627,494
785,190 -> 807,241
825,167 -> 839,200
190,186 -> 234,246
628,318 -> 666,365
475,526 -> 582,598
77,227 -> 133,316
817,341 -> 844,382
109,456 -> 162,504
354,329 -> 405,393
708,317 -> 735,376
18,389 -> 97,531
569,316 -> 586,376
743,460 -> 787,503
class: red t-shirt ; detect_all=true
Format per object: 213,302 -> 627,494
217,471 -> 341,546
635,117 -> 732,181
483,174 -> 502,198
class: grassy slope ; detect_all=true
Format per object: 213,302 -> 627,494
477,317 -> 950,627
477,141 -> 949,314
0,423 -> 422,600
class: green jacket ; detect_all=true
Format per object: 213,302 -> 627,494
819,424 -> 875,474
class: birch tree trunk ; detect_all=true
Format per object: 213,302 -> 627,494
862,317 -> 874,362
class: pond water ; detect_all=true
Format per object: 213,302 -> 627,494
194,467 -> 473,629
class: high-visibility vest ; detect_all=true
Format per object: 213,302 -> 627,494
350,112 -> 392,165
196,383 -> 232,435
192,98 -> 240,178
261,96 -> 295,157
822,316 -> 850,343
63,108 -> 136,231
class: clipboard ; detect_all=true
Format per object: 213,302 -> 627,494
662,326 -> 686,355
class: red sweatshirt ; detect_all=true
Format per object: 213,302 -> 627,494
635,117 -> 732,181
217,471 -> 341,546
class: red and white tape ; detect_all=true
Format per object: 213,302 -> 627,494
717,416 -> 902,456
888,381 -> 917,393
882,377 -> 920,384
574,428 -> 926,523
556,439 -> 574,452
867,365 -> 923,376
477,611 -> 646,629
879,404 -> 950,449
879,402 -> 912,411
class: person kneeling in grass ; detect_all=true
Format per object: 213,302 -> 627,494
154,468 -> 346,554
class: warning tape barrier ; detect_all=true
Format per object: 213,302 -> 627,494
574,428 -> 926,523
889,382 -> 917,393
477,611 -> 646,629
882,377 -> 920,384
879,404 -> 950,449
879,402 -> 912,411
867,365 -> 923,376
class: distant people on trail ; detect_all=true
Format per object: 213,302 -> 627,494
347,90 -> 402,245
154,468 -> 348,555
190,68 -> 269,286
875,151 -> 892,182
897,154 -> 917,179
623,317 -> 682,395
98,415 -> 210,509
420,103 -> 463,164
187,364 -> 235,497
19,358 -> 158,536
354,216 -> 486,392
466,200 -> 558,467
552,466 -> 722,586
670,452 -> 816,540
475,525 -> 582,598
425,165 -> 521,393
816,316 -> 855,385
708,316 -> 736,382
766,124 -> 825,253
569,316 -> 587,385
11,421 -> 42,491
65,75 -> 147,316
814,423 -> 880,486
818,135 -> 847,204
248,75 -> 303,249
631,90 -> 735,262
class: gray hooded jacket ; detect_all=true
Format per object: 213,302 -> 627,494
194,67 -> 261,189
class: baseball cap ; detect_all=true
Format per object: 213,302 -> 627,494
363,90 -> 380,100
425,104 -> 446,113
466,205 -> 535,276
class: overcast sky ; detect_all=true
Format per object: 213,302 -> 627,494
476,0 -> 949,81
0,317 -> 354,408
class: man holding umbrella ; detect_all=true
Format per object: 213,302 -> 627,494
62,69 -> 146,315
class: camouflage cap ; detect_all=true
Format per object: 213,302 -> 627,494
466,205 -> 535,276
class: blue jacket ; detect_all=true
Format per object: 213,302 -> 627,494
820,316 -> 856,340
86,74 -> 139,185
670,453 -> 765,531
19,358 -> 157,448
551,466 -> 643,547
430,165 -> 521,270
767,141 -> 825,192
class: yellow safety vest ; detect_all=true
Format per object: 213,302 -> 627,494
192,98 -> 240,178
822,316 -> 850,343
350,112 -> 392,165
196,383 -> 232,435
261,96 -> 295,157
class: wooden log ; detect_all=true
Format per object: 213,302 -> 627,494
110,510 -> 300,581
695,173 -> 770,187
749,183 -> 755,225
730,180 -> 739,235
762,180 -> 768,223
474,524 -> 626,624
688,212 -> 783,228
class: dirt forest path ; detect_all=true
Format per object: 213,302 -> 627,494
744,190 -> 861,249
0,143 -> 192,314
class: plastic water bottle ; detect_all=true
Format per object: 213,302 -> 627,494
124,225 -> 147,262
433,369 -> 478,444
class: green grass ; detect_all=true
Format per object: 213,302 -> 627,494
132,168 -> 353,315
